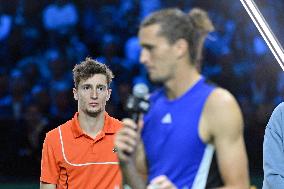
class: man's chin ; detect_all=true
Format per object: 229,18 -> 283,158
86,110 -> 102,117
150,77 -> 164,85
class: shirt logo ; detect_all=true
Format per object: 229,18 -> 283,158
161,113 -> 172,124
113,147 -> 118,153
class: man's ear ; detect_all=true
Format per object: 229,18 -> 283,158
174,38 -> 189,59
106,89 -> 112,101
73,88 -> 78,100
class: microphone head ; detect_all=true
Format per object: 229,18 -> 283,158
133,83 -> 149,98
125,83 -> 150,115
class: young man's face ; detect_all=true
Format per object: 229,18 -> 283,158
73,74 -> 111,117
138,24 -> 178,84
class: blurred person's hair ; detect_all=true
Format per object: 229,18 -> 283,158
73,57 -> 114,89
140,8 -> 214,65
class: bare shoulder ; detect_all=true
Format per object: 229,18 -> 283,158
202,88 -> 249,187
203,87 -> 243,139
205,88 -> 239,110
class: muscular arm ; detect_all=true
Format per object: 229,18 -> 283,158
40,182 -> 56,189
203,88 -> 249,189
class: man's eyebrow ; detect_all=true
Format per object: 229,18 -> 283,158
141,44 -> 154,49
96,84 -> 107,87
81,83 -> 92,87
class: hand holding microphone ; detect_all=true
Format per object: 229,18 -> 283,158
114,83 -> 150,162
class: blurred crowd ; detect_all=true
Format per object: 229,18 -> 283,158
0,0 -> 283,182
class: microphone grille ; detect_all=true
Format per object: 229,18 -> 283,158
133,83 -> 149,98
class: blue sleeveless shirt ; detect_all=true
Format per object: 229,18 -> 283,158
142,77 -> 217,189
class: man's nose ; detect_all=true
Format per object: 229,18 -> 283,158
91,89 -> 98,99
140,49 -> 149,65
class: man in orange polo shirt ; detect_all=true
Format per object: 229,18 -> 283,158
40,57 -> 122,189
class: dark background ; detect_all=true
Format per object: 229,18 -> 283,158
0,0 -> 283,188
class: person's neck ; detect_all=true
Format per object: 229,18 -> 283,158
165,61 -> 201,100
78,111 -> 105,139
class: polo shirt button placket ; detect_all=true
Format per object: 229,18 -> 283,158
92,132 -> 106,160
91,142 -> 98,156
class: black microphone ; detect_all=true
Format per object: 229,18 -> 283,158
125,83 -> 150,123
121,84 -> 150,157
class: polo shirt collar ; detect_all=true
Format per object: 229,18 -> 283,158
103,112 -> 116,134
71,112 -> 116,138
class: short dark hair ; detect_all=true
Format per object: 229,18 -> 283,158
140,8 -> 214,65
73,57 -> 114,89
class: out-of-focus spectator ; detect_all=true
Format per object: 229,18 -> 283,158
17,59 -> 44,91
65,35 -> 89,64
31,85 -> 51,119
48,58 -> 73,93
0,0 -> 282,185
118,0 -> 140,37
14,103 -> 51,178
9,70 -> 31,121
0,68 -> 12,119
140,0 -> 161,19
97,34 -> 126,82
0,12 -> 12,42
123,36 -> 149,86
50,83 -> 74,126
79,0 -> 102,47
42,0 -> 78,35
0,5 -> 13,68
123,36 -> 141,71
250,62 -> 277,107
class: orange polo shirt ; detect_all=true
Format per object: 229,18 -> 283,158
40,112 -> 122,189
